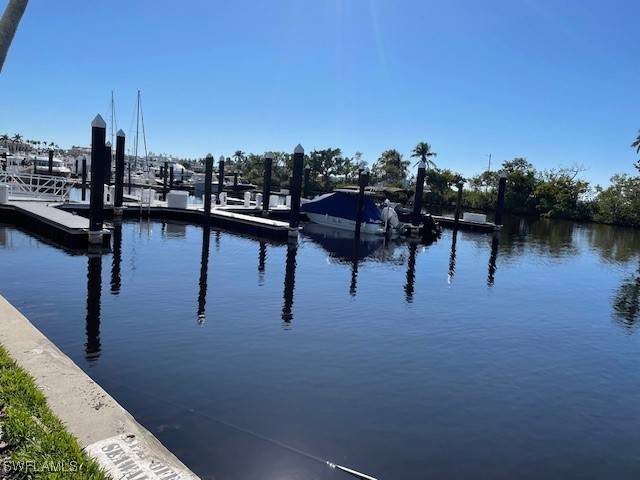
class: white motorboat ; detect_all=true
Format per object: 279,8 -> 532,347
301,190 -> 400,236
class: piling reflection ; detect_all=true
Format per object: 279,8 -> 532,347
0,226 -> 10,248
349,239 -> 360,297
404,242 -> 417,302
197,226 -> 211,325
613,260 -> 640,330
85,255 -> 102,362
258,241 -> 266,286
487,234 -> 499,287
448,228 -> 458,284
110,223 -> 122,294
281,241 -> 298,323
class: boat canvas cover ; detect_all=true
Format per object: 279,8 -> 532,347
301,191 -> 382,223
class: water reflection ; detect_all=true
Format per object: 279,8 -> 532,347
197,226 -> 211,325
110,223 -> 122,295
487,234 -> 499,287
0,226 -> 11,248
613,260 -> 640,330
349,240 -> 359,297
448,228 -> 458,284
258,241 -> 266,286
404,242 -> 417,303
163,222 -> 187,238
281,241 -> 297,323
85,255 -> 102,362
302,223 -> 385,264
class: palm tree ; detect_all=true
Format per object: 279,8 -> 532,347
632,130 -> 640,154
0,0 -> 29,74
11,133 -> 21,152
0,134 -> 9,147
632,131 -> 640,172
411,141 -> 437,169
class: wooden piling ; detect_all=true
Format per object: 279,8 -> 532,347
89,115 -> 107,239
233,171 -> 239,191
354,169 -> 369,238
114,130 -> 125,210
48,149 -> 53,175
263,153 -> 273,211
203,154 -> 213,224
495,174 -> 507,226
412,160 -> 426,226
303,166 -> 311,198
162,161 -> 168,201
127,163 -> 132,195
105,142 -> 112,185
454,182 -> 463,225
217,157 -> 225,204
170,166 -> 174,189
81,158 -> 87,201
289,145 -> 304,229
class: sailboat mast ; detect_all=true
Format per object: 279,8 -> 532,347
139,92 -> 149,170
134,90 -> 140,170
110,90 -> 115,147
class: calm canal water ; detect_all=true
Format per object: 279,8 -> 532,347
0,216 -> 639,479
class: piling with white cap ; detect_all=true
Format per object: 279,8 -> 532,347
289,144 -> 304,230
454,181 -> 464,225
105,141 -> 112,185
495,173 -> 507,225
114,130 -> 125,212
262,153 -> 273,212
216,157 -> 225,204
355,168 -> 370,239
81,157 -> 87,201
89,114 -> 107,244
203,154 -> 213,224
412,159 -> 426,226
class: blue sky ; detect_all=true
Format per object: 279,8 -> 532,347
1,0 -> 638,185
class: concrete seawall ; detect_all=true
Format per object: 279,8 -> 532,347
0,294 -> 200,480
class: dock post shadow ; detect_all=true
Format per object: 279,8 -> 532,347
258,241 -> 266,285
487,233 -> 500,287
404,242 -> 417,302
281,239 -> 298,322
349,238 -> 360,297
448,228 -> 458,284
110,222 -> 122,294
85,254 -> 103,361
197,226 -> 211,325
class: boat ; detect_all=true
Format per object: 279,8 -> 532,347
192,173 -> 256,195
31,156 -> 71,177
301,190 -> 399,235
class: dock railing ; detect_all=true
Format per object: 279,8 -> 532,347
0,172 -> 71,202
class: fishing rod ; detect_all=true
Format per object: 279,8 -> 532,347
113,382 -> 379,480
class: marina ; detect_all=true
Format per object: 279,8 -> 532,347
1,215 -> 639,479
2,1 -> 640,479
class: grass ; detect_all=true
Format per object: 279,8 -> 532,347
0,344 -> 110,479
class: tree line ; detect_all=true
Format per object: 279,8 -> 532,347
0,133 -> 59,152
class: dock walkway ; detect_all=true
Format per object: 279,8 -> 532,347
0,200 -> 111,249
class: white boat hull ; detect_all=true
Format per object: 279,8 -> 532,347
305,212 -> 385,235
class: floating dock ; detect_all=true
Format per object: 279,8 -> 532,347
57,201 -> 295,241
432,214 -> 499,232
0,200 -> 111,249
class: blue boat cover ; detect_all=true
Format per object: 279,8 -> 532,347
301,191 -> 382,223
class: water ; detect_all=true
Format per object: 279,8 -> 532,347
0,216 -> 639,480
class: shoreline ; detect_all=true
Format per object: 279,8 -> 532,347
0,294 -> 200,480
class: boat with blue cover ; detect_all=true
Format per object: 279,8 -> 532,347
301,190 -> 399,235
